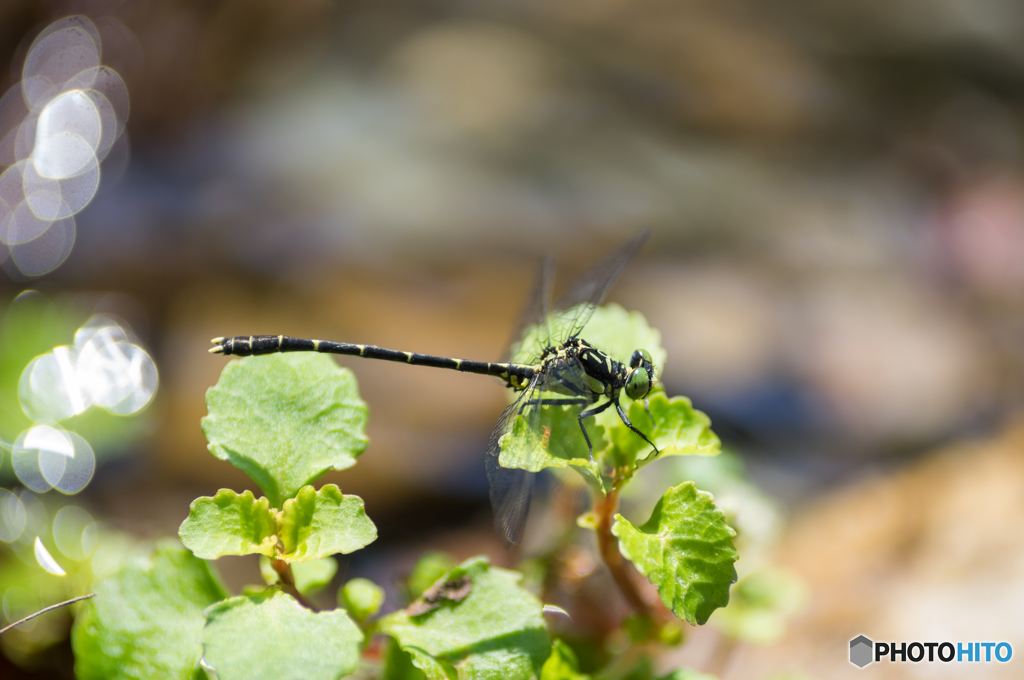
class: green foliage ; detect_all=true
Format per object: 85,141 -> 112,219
202,354 -> 368,507
499,308 -> 718,494
178,489 -> 277,559
47,305 -> 749,680
540,639 -> 589,680
613,483 -> 738,625
500,393 -> 718,494
200,588 -> 363,680
178,484 -> 376,563
623,394 -> 720,462
339,577 -> 385,622
380,556 -> 551,680
71,542 -> 227,680
500,405 -> 606,487
278,484 -> 376,560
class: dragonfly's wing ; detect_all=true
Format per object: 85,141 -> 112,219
487,353 -> 601,543
503,255 -> 554,364
485,376 -> 541,544
549,230 -> 651,342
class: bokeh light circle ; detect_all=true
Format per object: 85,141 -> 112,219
11,425 -> 95,494
0,489 -> 27,543
53,505 -> 97,560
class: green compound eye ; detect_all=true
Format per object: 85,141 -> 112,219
625,363 -> 652,400
629,348 -> 652,369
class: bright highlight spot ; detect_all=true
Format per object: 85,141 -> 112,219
34,536 -> 66,576
0,15 -> 129,276
53,505 -> 97,560
11,425 -> 96,494
0,489 -> 27,542
12,312 -> 155,495
19,315 -> 158,425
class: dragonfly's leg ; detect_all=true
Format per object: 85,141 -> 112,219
578,399 -> 613,460
525,398 -> 589,407
616,399 -> 659,455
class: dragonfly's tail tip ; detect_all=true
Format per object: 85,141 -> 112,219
211,337 -> 225,344
208,345 -> 225,354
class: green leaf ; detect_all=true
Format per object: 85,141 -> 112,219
203,354 -> 368,507
178,489 -> 277,560
382,638 -> 426,680
278,484 -> 376,561
379,556 -> 550,680
200,588 -> 363,680
292,557 -> 338,595
406,646 -> 459,680
382,638 -> 457,680
621,394 -> 720,463
71,542 -> 227,680
499,405 -> 605,488
541,639 -> 589,680
339,577 -> 385,621
613,482 -> 737,625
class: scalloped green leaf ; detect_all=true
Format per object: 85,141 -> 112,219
616,393 -> 720,464
541,639 -> 589,680
379,556 -> 550,680
613,482 -> 737,625
203,354 -> 368,507
498,404 -> 604,487
178,489 -> 277,560
278,484 -> 376,561
200,588 -> 362,680
340,577 -> 385,622
71,542 -> 227,680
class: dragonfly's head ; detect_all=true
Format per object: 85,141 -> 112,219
625,348 -> 655,400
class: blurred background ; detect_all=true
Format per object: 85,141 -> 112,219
2,0 -> 1024,678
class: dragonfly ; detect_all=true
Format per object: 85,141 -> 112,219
209,231 -> 658,543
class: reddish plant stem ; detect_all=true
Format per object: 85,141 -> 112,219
271,559 -> 316,610
594,488 -> 658,621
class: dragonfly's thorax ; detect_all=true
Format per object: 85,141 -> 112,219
538,337 -> 625,399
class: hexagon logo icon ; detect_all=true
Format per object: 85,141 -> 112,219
850,635 -> 874,668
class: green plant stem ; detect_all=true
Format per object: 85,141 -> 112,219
271,559 -> 316,610
594,489 -> 658,622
